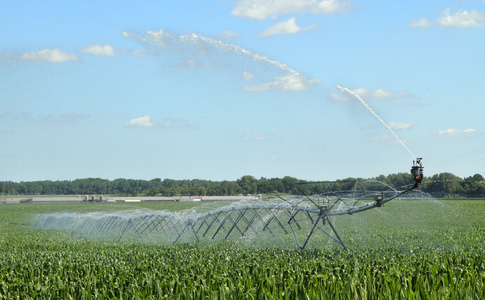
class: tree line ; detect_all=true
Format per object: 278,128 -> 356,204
0,172 -> 484,198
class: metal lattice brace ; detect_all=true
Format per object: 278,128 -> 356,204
261,207 -> 288,236
34,183 -> 417,251
136,214 -> 165,235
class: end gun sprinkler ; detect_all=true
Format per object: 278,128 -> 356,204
411,158 -> 424,188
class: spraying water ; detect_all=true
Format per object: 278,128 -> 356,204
35,180 -> 429,250
123,30 -> 297,74
121,30 -> 318,91
337,84 -> 416,160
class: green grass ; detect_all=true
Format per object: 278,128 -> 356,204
1,200 -> 484,299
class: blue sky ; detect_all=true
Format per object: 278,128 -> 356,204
1,0 -> 484,182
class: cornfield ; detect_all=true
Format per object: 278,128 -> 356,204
0,200 -> 484,299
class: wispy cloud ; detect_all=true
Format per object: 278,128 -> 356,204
259,17 -> 317,37
21,48 -> 80,63
125,116 -> 196,129
244,73 -> 319,92
232,0 -> 350,20
125,115 -> 154,128
388,122 -> 414,130
410,18 -> 430,28
438,128 -> 476,137
242,71 -> 255,80
412,8 -> 485,28
244,130 -> 271,142
217,30 -> 242,39
0,51 -> 18,64
82,44 -> 118,56
437,8 -> 485,28
329,87 -> 409,101
178,59 -> 204,69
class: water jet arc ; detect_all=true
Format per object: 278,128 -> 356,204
337,84 -> 416,160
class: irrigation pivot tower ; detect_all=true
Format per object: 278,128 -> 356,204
36,160 -> 424,250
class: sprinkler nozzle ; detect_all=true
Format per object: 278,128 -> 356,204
411,158 -> 424,188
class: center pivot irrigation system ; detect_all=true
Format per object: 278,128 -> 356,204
35,159 -> 424,250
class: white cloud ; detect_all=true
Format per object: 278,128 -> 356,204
176,59 -> 222,69
330,87 -> 409,101
328,91 -> 348,101
244,131 -> 271,142
21,48 -> 80,63
125,115 -> 154,128
180,59 -> 202,68
259,17 -> 316,37
388,122 -> 413,130
410,18 -> 430,28
82,44 -> 118,56
244,73 -> 319,92
219,30 -> 242,39
132,49 -> 149,57
437,8 -> 485,28
438,128 -> 475,137
372,88 -> 409,99
242,71 -> 255,80
232,0 -> 350,20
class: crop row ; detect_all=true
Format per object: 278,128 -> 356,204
0,200 -> 484,299
1,239 -> 484,299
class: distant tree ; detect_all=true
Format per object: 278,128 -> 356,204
462,174 -> 485,196
237,175 -> 258,195
2,171 -> 485,198
281,176 -> 300,194
163,179 -> 177,188
423,173 -> 464,196
386,173 -> 413,189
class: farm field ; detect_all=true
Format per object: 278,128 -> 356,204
0,199 -> 484,299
